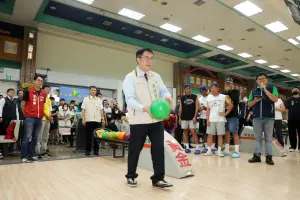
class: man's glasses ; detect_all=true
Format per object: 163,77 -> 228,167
139,56 -> 155,61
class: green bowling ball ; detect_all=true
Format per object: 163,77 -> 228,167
150,99 -> 171,120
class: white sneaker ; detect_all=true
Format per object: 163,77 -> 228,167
216,151 -> 224,157
32,156 -> 40,161
204,151 -> 213,156
289,148 -> 295,152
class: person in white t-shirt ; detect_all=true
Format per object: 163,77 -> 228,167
198,85 -> 209,151
204,84 -> 233,157
274,98 -> 286,156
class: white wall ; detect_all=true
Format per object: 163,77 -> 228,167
36,32 -> 174,87
0,68 -> 20,81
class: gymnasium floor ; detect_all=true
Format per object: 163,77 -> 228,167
0,151 -> 299,200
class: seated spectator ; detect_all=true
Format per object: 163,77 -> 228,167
163,111 -> 176,136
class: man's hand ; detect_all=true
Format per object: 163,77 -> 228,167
219,112 -> 226,117
165,96 -> 172,104
254,97 -> 262,103
102,120 -> 106,128
178,118 -> 181,125
82,119 -> 86,126
143,105 -> 152,117
0,117 -> 2,123
193,117 -> 197,124
207,120 -> 210,127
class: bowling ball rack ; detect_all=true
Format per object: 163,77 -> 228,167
93,128 -> 129,158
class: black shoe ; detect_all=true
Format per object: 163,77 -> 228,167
86,152 -> 90,156
248,154 -> 261,163
127,178 -> 137,187
27,157 -> 36,162
266,155 -> 274,165
153,180 -> 173,188
94,152 -> 99,156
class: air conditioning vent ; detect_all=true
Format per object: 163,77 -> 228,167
246,28 -> 256,32
192,0 -> 207,6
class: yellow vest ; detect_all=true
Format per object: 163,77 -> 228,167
42,98 -> 52,121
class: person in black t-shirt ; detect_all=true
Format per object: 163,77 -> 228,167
179,84 -> 200,155
222,77 -> 240,158
49,97 -> 59,145
238,96 -> 251,136
285,87 -> 300,152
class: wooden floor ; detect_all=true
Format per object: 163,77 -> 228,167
0,152 -> 300,200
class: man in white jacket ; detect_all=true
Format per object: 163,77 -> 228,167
123,48 -> 173,189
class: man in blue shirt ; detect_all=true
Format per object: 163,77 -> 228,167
123,48 -> 173,188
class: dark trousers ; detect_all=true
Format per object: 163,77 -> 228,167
238,118 -> 246,136
174,127 -> 183,146
0,118 -> 11,135
288,119 -> 300,149
85,121 -> 101,154
126,122 -> 164,184
21,118 -> 42,158
274,120 -> 284,147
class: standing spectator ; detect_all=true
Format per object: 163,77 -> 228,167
36,85 -> 52,158
58,98 -> 65,111
16,90 -> 25,120
21,74 -> 47,163
274,98 -> 286,156
179,84 -> 200,154
248,73 -> 278,165
49,97 -> 59,145
223,77 -> 240,158
0,89 -> 18,136
103,99 -> 112,124
198,86 -> 209,152
174,96 -> 183,146
238,96 -> 250,136
285,87 -> 300,152
70,100 -> 79,112
81,86 -> 105,156
111,99 -> 122,130
204,84 -> 233,157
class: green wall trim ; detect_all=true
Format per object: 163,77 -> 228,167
197,58 -> 248,69
232,69 -> 253,77
0,59 -> 22,69
0,0 -> 15,15
196,59 -> 225,69
35,0 -> 211,59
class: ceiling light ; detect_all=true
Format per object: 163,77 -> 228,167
287,38 -> 299,45
268,65 -> 280,69
296,36 -> 300,41
238,52 -> 252,58
280,69 -> 291,73
265,21 -> 288,33
118,8 -> 145,20
255,59 -> 267,64
192,35 -> 210,43
233,1 -> 263,17
160,23 -> 182,33
217,45 -> 233,51
291,74 -> 300,76
76,0 -> 94,5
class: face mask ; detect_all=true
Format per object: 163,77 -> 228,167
243,98 -> 248,102
292,91 -> 299,95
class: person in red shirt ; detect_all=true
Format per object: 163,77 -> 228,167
163,111 -> 176,136
20,74 -> 47,163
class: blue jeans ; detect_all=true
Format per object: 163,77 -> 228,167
21,117 -> 42,158
253,119 -> 274,156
